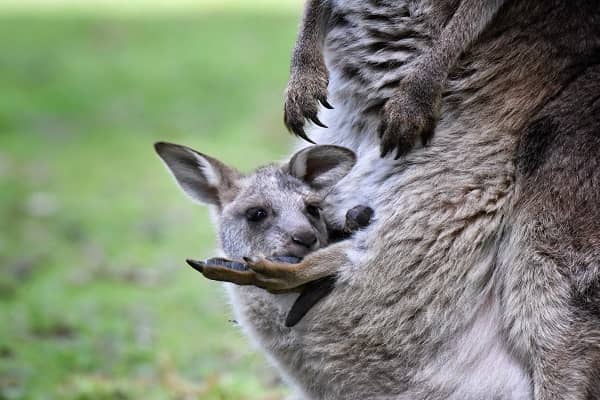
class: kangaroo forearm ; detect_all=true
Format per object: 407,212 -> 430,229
426,0 -> 505,78
291,0 -> 330,72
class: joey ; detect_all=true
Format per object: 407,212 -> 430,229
155,142 -> 372,326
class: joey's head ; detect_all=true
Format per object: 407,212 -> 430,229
155,142 -> 356,259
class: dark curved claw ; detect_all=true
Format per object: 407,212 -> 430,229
284,101 -> 315,144
379,120 -> 413,159
186,259 -> 205,273
187,257 -> 249,272
289,124 -> 316,144
309,115 -> 328,129
379,127 -> 396,158
377,120 -> 386,139
319,97 -> 334,110
394,143 -> 407,160
420,126 -> 435,147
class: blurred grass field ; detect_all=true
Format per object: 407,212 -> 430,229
0,1 -> 301,398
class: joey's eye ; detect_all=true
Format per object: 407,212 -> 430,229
245,207 -> 268,222
306,204 -> 321,218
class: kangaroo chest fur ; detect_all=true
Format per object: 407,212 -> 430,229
225,0 -> 596,398
325,0 -> 436,127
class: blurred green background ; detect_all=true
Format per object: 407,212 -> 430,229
0,1 -> 302,398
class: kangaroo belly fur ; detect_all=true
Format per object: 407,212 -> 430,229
226,1 -> 600,399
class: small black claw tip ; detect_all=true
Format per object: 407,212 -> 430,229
310,116 -> 328,129
186,259 -> 205,273
320,98 -> 334,109
421,130 -> 434,147
380,146 -> 390,158
297,131 -> 316,144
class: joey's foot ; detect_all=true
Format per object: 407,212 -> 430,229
284,61 -> 332,143
201,257 -> 249,271
186,256 -> 306,293
378,76 -> 441,159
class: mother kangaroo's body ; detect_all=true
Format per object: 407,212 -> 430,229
227,1 -> 600,399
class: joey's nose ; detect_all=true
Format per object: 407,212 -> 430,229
292,230 -> 317,248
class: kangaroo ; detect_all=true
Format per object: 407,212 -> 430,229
284,0 -> 506,158
154,142 -> 373,327
160,1 -> 600,399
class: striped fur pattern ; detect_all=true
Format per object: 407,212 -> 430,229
285,0 -> 506,157
221,1 -> 600,399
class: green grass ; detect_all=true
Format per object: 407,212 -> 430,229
0,4 -> 300,399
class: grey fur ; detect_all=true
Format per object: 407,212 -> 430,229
284,0 -> 506,157
155,142 -> 357,265
159,0 -> 600,398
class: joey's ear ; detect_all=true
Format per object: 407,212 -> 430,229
154,142 -> 241,207
288,145 -> 356,189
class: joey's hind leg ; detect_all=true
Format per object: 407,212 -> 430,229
242,243 -> 349,291
188,242 -> 351,292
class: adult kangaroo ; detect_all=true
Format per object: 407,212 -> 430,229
187,1 -> 600,399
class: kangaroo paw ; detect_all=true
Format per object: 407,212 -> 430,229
284,62 -> 331,142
